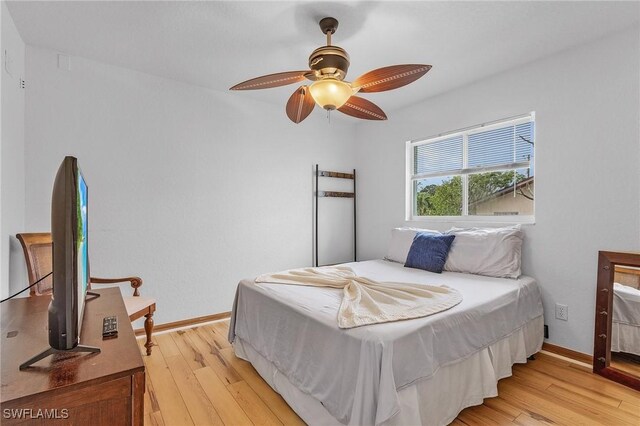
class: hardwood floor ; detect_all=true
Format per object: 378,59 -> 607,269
611,352 -> 640,377
139,320 -> 640,425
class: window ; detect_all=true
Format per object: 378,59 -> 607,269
406,113 -> 535,222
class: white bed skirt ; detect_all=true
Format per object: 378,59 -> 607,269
611,321 -> 640,356
233,315 -> 544,426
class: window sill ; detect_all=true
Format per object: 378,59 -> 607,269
406,215 -> 535,225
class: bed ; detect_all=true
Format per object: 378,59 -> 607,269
612,282 -> 640,356
228,258 -> 543,425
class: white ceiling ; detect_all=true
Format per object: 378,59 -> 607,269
7,1 -> 640,114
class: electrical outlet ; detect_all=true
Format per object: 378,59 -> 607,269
555,303 -> 569,321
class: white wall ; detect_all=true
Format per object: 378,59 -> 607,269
1,1 -> 3,297
354,27 -> 640,355
24,46 -> 357,325
1,1 -> 26,299
16,21 -> 640,353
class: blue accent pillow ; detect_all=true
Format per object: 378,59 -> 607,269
404,233 -> 456,273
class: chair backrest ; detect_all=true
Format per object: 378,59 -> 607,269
16,233 -> 54,296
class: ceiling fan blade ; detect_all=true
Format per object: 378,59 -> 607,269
352,64 -> 432,93
338,96 -> 387,121
286,86 -> 316,123
230,71 -> 311,90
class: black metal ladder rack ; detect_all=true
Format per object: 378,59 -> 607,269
314,164 -> 356,267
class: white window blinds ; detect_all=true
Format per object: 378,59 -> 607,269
407,113 -> 535,220
413,116 -> 534,178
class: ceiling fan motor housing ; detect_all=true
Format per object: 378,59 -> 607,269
308,46 -> 350,81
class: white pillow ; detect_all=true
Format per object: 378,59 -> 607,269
444,225 -> 524,278
385,227 -> 440,264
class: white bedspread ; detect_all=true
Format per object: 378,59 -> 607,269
256,266 -> 463,328
228,259 -> 543,425
613,282 -> 640,326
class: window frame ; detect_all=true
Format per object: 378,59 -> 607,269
405,112 -> 535,224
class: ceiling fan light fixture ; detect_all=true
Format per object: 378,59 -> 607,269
309,79 -> 353,110
230,16 -> 431,123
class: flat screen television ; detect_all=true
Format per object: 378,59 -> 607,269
50,156 -> 90,349
20,156 -> 99,369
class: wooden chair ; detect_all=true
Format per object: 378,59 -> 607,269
16,233 -> 156,355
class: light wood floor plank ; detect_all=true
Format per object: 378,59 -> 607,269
164,353 -> 224,425
219,347 -> 304,426
150,411 -> 166,426
227,381 -> 283,426
145,368 -> 161,413
510,366 -> 553,391
185,327 -> 242,385
143,383 -> 153,416
619,401 -> 640,416
458,404 -> 513,425
142,319 -> 640,426
513,363 -> 623,409
498,378 -> 606,425
155,332 -> 182,358
526,353 -> 640,406
463,403 -> 517,423
533,351 -> 572,367
545,383 -> 638,425
194,366 -> 254,426
143,340 -> 195,426
209,321 -> 233,349
171,329 -> 208,371
567,361 -> 593,374
195,323 -> 231,352
482,397 -> 524,421
512,412 -> 553,426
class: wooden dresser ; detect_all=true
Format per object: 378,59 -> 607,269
1,287 -> 145,425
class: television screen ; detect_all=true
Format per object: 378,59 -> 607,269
76,169 -> 89,336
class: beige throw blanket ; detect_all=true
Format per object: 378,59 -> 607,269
255,266 -> 463,328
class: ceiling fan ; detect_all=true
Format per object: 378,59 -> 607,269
230,17 -> 432,124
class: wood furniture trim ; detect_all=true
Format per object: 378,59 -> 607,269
317,191 -> 355,198
91,276 -> 143,296
318,170 -> 354,179
16,232 -> 54,295
593,250 -> 640,391
16,232 -> 156,355
133,311 -> 231,336
314,164 -> 357,267
1,287 -> 145,425
615,265 -> 640,276
542,342 -> 592,365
